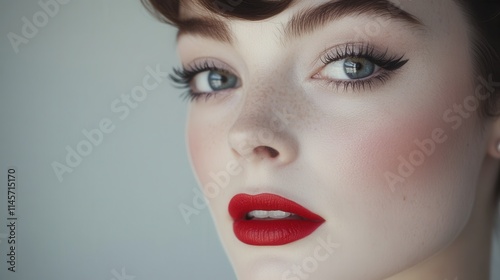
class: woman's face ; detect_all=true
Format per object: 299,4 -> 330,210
178,0 -> 494,279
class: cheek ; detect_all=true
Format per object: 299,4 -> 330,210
187,122 -> 208,177
340,59 -> 477,196
186,110 -> 238,203
336,81 -> 480,211
322,100 -> 453,193
317,61 -> 483,269
362,113 -> 452,191
304,79 -> 481,278
187,120 -> 223,185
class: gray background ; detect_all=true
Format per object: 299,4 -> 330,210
0,0 -> 234,279
0,1 -> 499,280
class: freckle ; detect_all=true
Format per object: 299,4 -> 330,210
403,196 -> 406,201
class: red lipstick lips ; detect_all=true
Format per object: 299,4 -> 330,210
229,193 -> 325,246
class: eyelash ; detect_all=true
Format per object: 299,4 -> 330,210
319,43 -> 408,92
169,61 -> 230,102
170,43 -> 408,102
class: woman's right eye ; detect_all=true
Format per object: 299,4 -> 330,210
170,64 -> 241,102
191,69 -> 239,93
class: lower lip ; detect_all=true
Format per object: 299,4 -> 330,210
229,193 -> 325,246
233,219 -> 324,246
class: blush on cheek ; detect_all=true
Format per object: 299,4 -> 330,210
349,110 -> 453,193
351,68 -> 475,193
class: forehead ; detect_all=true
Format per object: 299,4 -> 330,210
177,0 -> 467,45
179,0 -> 463,23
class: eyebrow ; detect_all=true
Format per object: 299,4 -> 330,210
176,0 -> 424,44
176,17 -> 233,43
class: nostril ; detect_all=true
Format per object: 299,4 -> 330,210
254,146 -> 279,158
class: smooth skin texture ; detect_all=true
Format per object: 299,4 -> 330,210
177,0 -> 499,279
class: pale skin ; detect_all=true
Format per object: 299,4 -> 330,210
176,0 -> 499,279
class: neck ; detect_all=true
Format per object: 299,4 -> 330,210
387,156 -> 499,280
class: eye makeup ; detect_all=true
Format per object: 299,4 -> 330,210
313,42 -> 408,92
169,60 -> 239,102
171,42 -> 409,102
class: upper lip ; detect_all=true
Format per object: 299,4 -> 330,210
229,193 -> 324,222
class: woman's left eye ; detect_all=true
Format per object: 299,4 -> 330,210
319,57 -> 379,80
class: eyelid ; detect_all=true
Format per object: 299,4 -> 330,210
172,58 -> 242,102
307,42 -> 408,93
308,42 -> 405,78
183,57 -> 240,77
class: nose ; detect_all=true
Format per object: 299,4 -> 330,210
227,90 -> 299,166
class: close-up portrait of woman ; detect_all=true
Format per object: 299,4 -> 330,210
141,0 -> 500,279
1,0 -> 500,279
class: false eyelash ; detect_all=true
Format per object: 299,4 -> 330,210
317,43 -> 408,92
321,43 -> 408,70
169,61 -> 228,102
170,43 -> 409,101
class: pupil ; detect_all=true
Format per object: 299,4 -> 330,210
209,71 -> 225,89
344,58 -> 374,79
208,70 -> 237,91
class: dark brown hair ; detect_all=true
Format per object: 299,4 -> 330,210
456,0 -> 500,117
142,0 -> 499,116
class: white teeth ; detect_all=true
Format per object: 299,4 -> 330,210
269,210 -> 291,219
248,210 -> 292,219
250,210 -> 269,219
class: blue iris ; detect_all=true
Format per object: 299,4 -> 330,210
343,58 -> 375,79
208,70 -> 238,91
